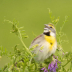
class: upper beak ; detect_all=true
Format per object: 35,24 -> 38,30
44,24 -> 49,28
44,24 -> 49,31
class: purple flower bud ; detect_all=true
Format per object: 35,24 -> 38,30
41,67 -> 45,70
63,53 -> 64,55
39,49 -> 43,52
41,67 -> 48,72
44,69 -> 48,72
48,58 -> 61,72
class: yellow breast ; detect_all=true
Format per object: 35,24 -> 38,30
44,35 -> 56,51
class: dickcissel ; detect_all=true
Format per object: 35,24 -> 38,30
29,23 -> 57,62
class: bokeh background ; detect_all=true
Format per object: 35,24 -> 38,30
0,0 -> 72,68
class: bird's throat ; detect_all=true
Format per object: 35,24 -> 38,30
43,32 -> 50,36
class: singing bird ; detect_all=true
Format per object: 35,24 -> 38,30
29,24 -> 57,62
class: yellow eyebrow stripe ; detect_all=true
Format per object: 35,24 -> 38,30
48,25 -> 54,29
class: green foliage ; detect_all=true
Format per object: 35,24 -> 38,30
0,9 -> 72,72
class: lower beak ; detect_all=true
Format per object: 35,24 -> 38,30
44,28 -> 49,31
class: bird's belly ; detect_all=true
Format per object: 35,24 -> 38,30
33,41 -> 57,62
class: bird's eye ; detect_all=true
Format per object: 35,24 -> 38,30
50,26 -> 52,28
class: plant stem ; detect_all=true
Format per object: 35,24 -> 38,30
63,57 -> 72,67
18,29 -> 32,56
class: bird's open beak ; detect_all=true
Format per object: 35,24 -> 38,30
44,28 -> 49,30
44,24 -> 50,32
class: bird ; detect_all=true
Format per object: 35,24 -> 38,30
29,23 -> 57,62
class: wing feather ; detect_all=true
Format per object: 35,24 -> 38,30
29,34 -> 44,48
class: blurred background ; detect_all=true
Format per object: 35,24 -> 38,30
0,0 -> 72,68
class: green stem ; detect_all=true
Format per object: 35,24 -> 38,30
18,29 -> 32,56
63,57 -> 72,67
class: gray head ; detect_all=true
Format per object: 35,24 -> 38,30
43,23 -> 56,37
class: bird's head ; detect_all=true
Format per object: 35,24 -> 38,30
43,23 -> 56,37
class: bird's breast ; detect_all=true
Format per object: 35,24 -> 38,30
44,35 -> 56,51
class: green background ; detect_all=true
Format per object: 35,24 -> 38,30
0,0 -> 72,67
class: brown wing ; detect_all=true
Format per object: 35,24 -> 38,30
31,34 -> 43,43
29,34 -> 44,48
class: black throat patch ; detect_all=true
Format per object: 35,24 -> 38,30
43,32 -> 50,36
